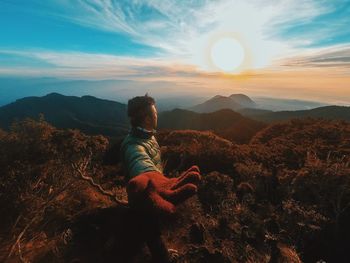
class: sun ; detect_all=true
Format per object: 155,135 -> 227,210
210,37 -> 245,73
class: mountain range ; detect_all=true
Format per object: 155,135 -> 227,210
191,94 -> 350,122
0,77 -> 332,111
0,93 -> 349,141
0,93 -> 129,136
244,105 -> 350,122
158,108 -> 266,143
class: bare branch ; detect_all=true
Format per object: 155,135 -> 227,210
6,181 -> 73,261
71,162 -> 128,206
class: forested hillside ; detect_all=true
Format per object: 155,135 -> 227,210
1,118 -> 349,262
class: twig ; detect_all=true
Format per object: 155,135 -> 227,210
11,214 -> 22,233
18,240 -> 26,263
6,181 -> 73,261
6,216 -> 36,260
71,162 -> 128,206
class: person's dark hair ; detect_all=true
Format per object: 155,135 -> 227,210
127,95 -> 155,127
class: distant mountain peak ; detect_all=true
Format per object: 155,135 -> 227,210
82,95 -> 98,100
230,93 -> 243,96
229,93 -> 251,99
229,94 -> 255,104
191,93 -> 256,113
44,92 -> 64,98
44,93 -> 100,102
212,95 -> 226,100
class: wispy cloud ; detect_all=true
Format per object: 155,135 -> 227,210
277,44 -> 350,73
1,0 -> 349,76
42,0 -> 348,71
0,49 -> 200,79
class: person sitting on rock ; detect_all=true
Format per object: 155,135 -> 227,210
120,94 -> 201,263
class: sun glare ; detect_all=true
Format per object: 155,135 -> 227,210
210,37 -> 245,73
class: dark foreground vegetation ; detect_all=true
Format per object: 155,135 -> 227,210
0,117 -> 350,262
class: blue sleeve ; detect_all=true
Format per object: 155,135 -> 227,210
123,144 -> 161,179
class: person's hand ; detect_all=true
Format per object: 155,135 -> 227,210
168,248 -> 179,262
127,166 -> 201,215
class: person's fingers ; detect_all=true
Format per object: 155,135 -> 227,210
147,182 -> 176,215
171,171 -> 201,190
185,165 -> 200,174
176,165 -> 200,182
189,165 -> 200,173
168,249 -> 179,262
165,183 -> 197,205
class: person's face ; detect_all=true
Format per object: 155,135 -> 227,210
145,104 -> 157,130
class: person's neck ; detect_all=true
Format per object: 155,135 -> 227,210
131,126 -> 156,139
138,126 -> 154,133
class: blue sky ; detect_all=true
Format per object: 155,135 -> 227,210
0,1 -> 160,56
0,0 -> 349,104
